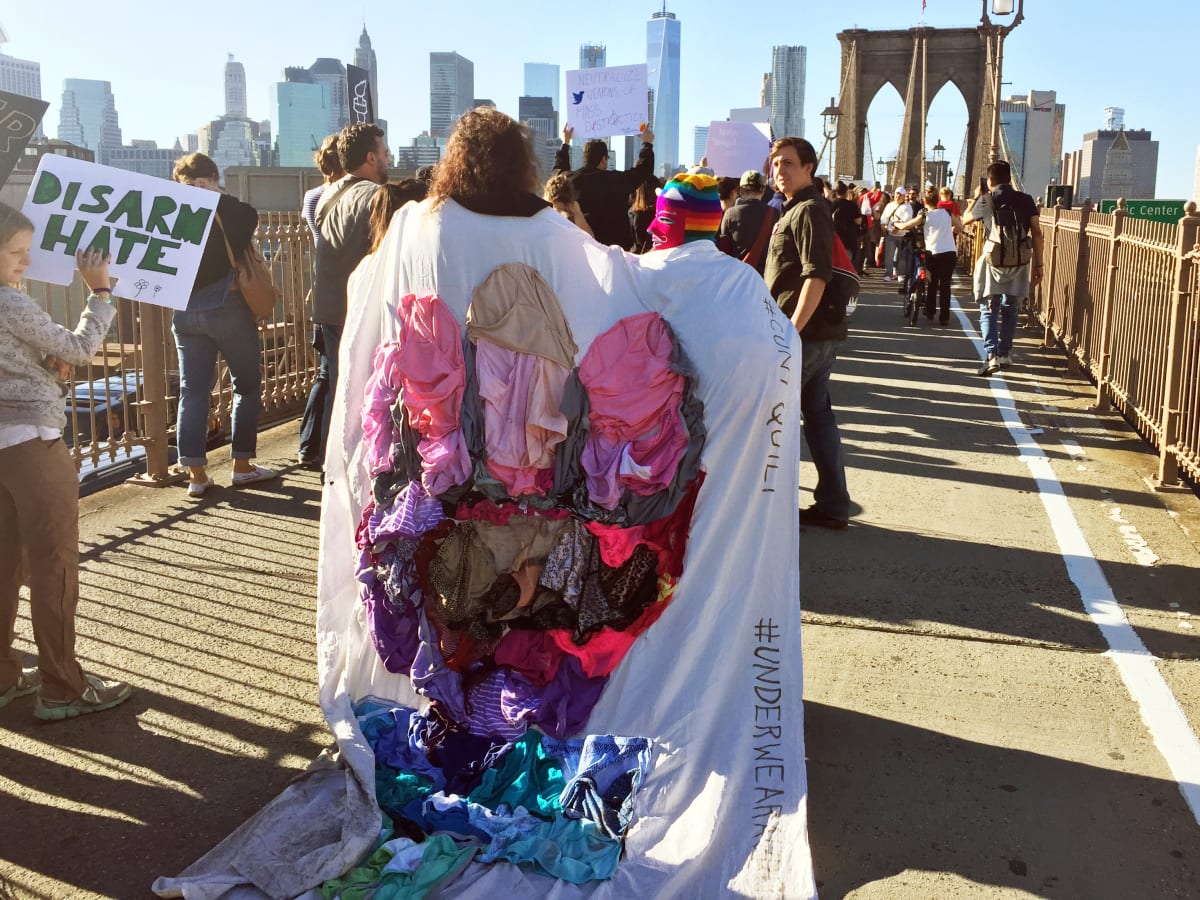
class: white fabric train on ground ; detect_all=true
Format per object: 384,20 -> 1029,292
153,200 -> 815,899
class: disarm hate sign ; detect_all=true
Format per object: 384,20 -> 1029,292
21,154 -> 218,310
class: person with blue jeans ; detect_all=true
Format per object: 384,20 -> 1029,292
764,136 -> 852,529
880,187 -> 912,282
963,161 -> 1043,376
172,153 -> 277,498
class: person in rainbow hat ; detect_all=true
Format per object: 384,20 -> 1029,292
646,173 -> 723,250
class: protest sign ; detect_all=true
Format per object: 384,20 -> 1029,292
346,64 -> 375,124
729,106 -> 770,124
704,120 -> 772,179
564,63 -> 648,138
22,154 -> 218,310
0,88 -> 49,188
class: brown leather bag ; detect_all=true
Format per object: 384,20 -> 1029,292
215,213 -> 277,319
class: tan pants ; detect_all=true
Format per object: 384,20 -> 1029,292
0,438 -> 88,700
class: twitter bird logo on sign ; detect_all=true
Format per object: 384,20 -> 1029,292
572,91 -> 585,105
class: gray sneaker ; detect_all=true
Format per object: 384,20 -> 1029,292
35,673 -> 132,721
0,667 -> 40,708
997,355 -> 1013,368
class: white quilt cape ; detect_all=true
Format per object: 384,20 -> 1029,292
154,199 -> 815,900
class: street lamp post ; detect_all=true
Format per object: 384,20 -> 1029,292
932,138 -> 946,188
876,157 -> 885,187
982,0 -> 1025,164
819,97 -> 842,182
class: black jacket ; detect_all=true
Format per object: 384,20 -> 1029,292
831,197 -> 863,254
195,193 -> 258,293
553,141 -> 654,250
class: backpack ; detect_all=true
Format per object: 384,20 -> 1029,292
820,233 -> 860,324
988,199 -> 1033,269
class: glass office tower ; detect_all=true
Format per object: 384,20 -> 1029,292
647,6 -> 680,177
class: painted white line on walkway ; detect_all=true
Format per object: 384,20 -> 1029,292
949,297 -> 1200,825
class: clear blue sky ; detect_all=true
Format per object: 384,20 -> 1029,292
7,1 -> 1198,198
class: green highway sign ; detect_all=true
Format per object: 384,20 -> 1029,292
1098,199 -> 1187,224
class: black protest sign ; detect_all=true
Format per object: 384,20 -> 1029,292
346,65 -> 375,124
0,89 -> 50,188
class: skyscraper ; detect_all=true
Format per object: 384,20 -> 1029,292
579,44 -> 606,69
997,90 -> 1066,202
1061,119 -> 1158,203
693,125 -> 709,165
524,63 -> 560,113
519,95 -> 558,178
0,26 -> 43,137
57,79 -> 122,165
272,68 -> 331,167
647,6 -> 680,177
225,54 -> 247,119
355,25 -> 379,111
430,52 -> 474,139
310,58 -> 349,135
768,46 -> 806,141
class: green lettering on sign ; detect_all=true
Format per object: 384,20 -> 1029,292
139,237 -> 181,274
85,226 -> 112,256
105,190 -> 144,229
112,228 -> 150,264
144,195 -> 178,237
32,171 -> 62,205
40,214 -> 87,254
78,185 -> 114,215
172,203 -> 212,245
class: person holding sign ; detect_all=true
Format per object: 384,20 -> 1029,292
170,153 -> 277,498
552,124 -> 653,250
0,203 -> 133,720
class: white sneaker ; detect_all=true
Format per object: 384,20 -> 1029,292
232,465 -> 279,487
187,478 -> 213,498
882,275 -> 893,282
997,355 -> 1013,368
977,356 -> 1000,376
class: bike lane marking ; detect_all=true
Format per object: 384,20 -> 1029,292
950,296 -> 1200,825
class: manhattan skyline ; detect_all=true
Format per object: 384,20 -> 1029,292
3,0 -> 1197,198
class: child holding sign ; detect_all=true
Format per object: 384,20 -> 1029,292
0,202 -> 133,720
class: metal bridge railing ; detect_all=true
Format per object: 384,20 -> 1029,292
23,211 -> 318,485
959,199 -> 1200,488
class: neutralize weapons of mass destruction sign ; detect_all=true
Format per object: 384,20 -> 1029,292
21,153 -> 218,310
564,63 -> 648,139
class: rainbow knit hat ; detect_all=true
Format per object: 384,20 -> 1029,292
656,173 -> 722,243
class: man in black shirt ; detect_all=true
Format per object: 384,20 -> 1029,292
553,125 -> 654,249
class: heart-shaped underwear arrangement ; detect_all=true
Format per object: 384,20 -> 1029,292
350,263 -> 705,882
